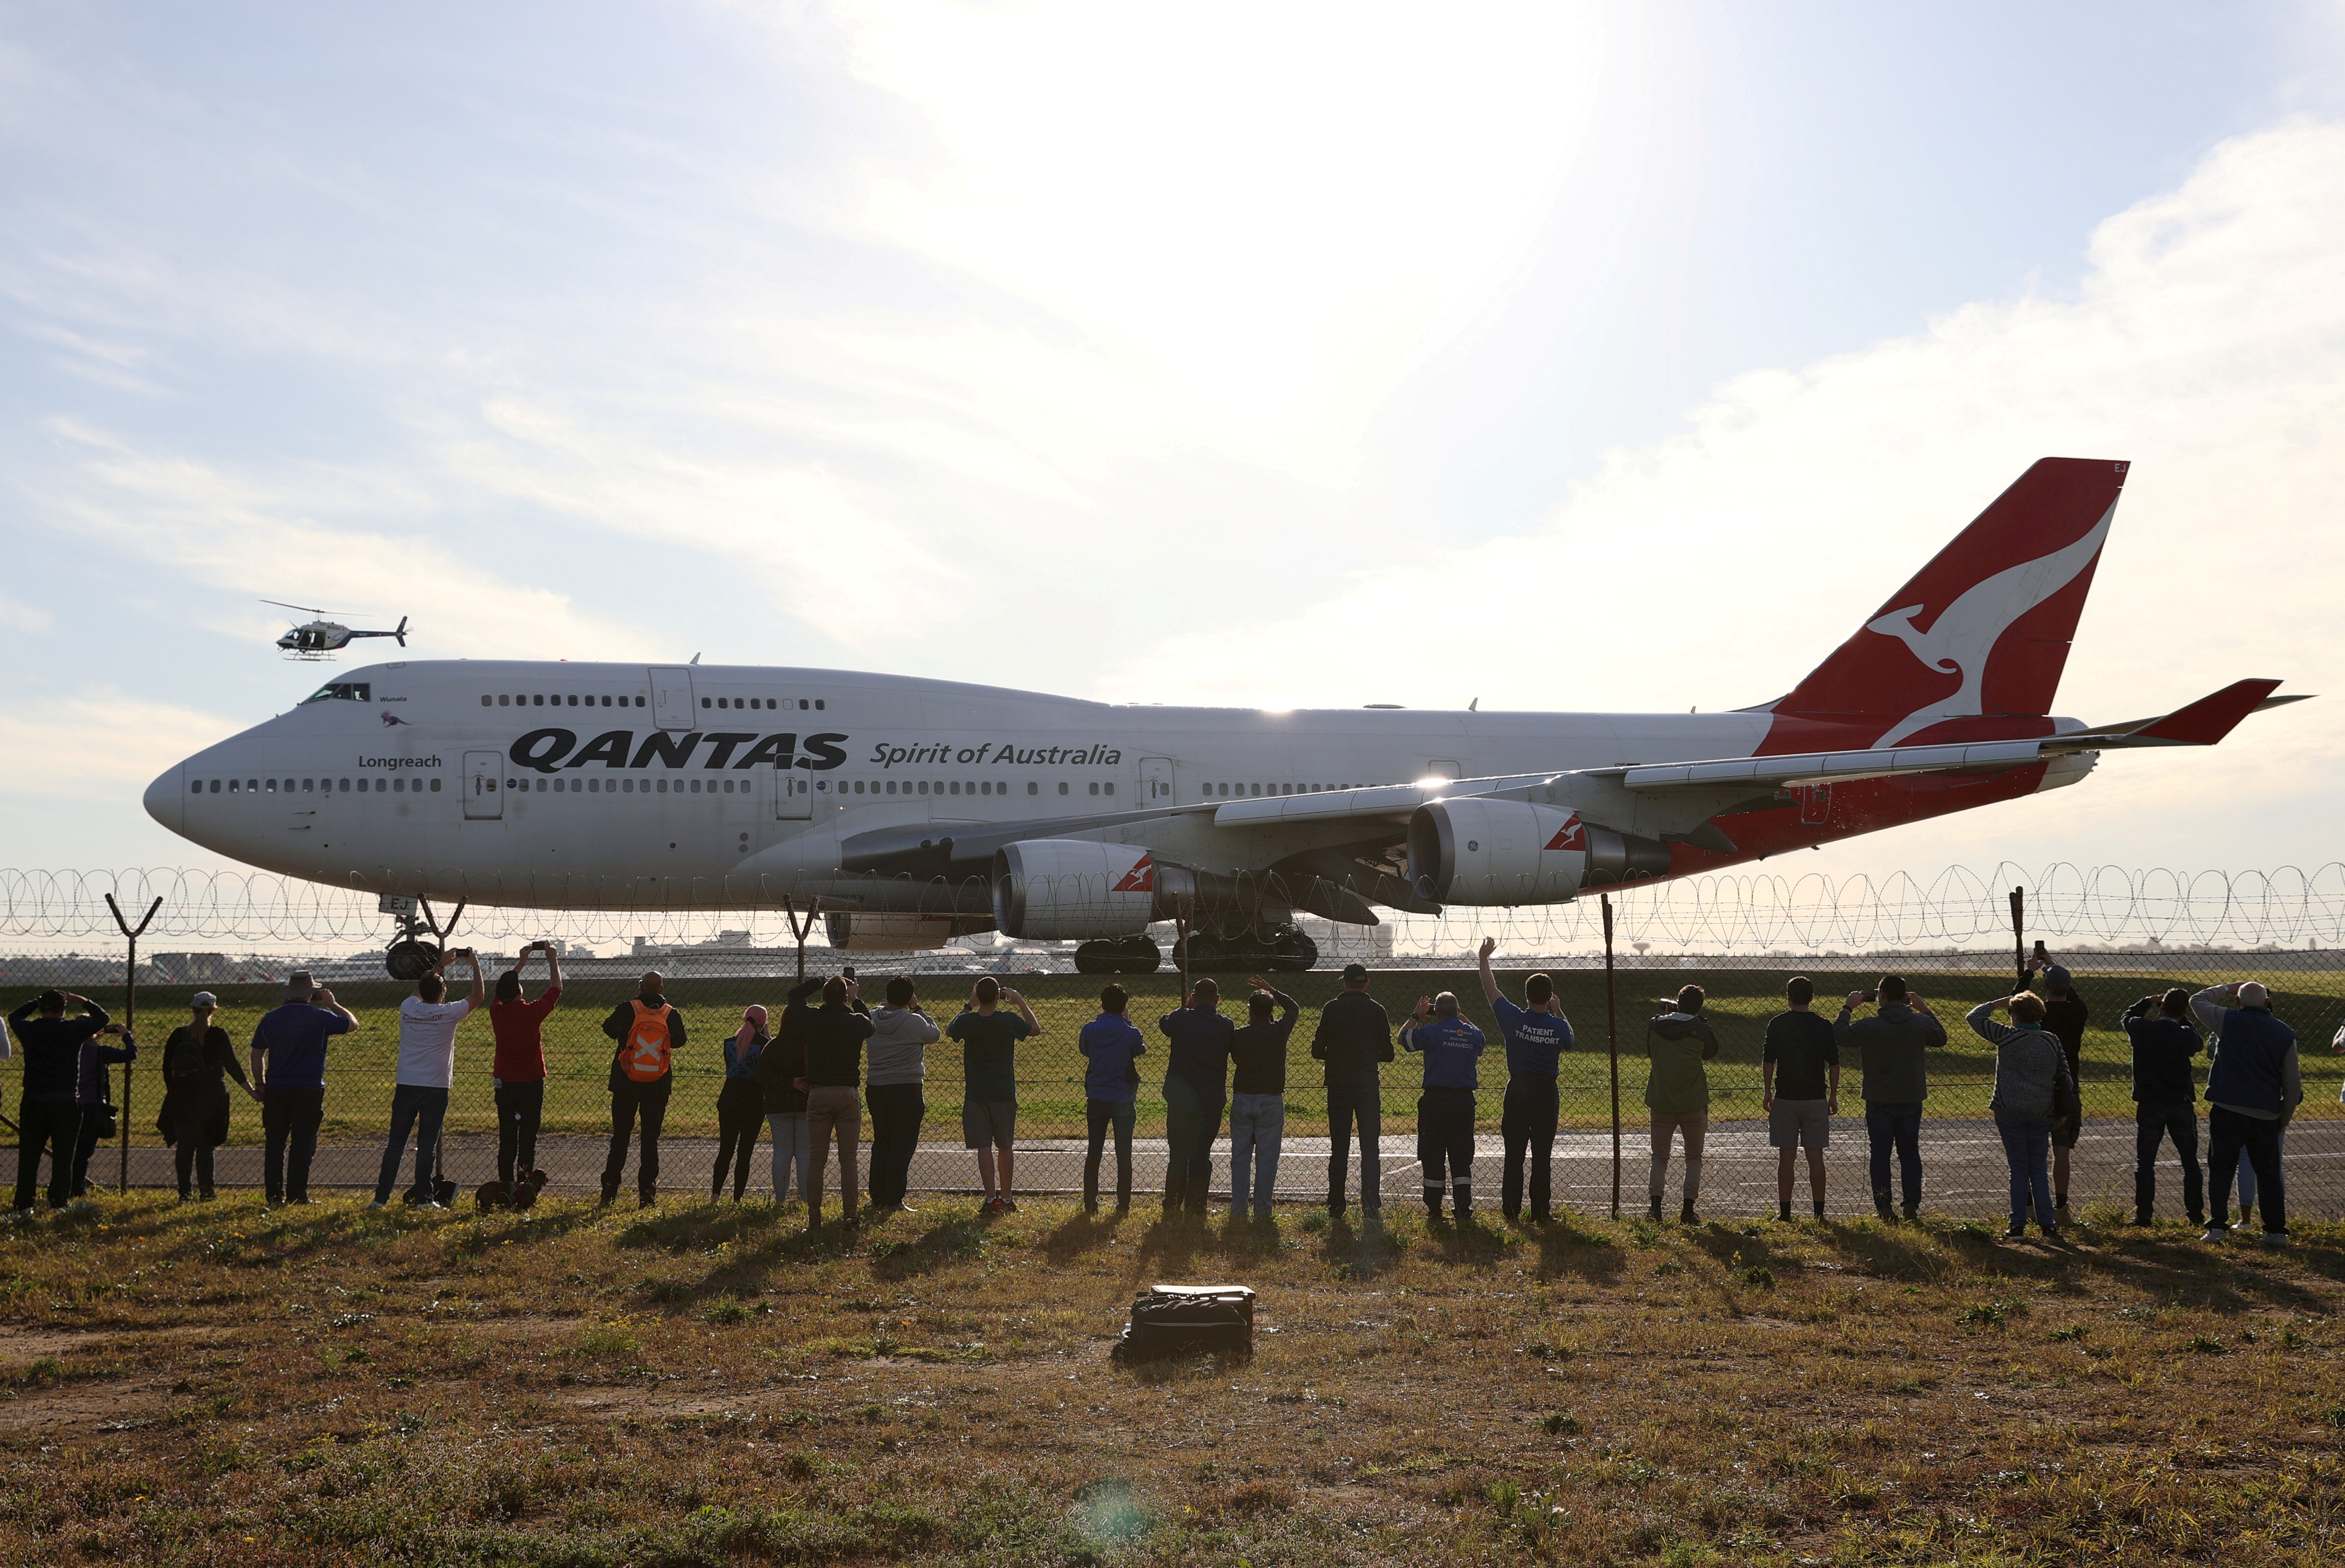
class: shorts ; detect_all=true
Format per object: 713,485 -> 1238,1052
1768,1097 -> 1830,1150
962,1099 -> 1017,1151
2051,1115 -> 2080,1150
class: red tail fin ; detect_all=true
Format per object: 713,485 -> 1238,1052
1758,457 -> 2128,752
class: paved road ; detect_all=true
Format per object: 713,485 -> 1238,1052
39,1117 -> 2343,1221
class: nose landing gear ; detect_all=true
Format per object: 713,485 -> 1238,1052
379,894 -> 467,981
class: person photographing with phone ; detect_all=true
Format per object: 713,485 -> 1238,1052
488,941 -> 562,1208
1835,977 -> 1948,1221
373,948 -> 484,1210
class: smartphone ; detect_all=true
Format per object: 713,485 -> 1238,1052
1861,990 -> 1878,1004
2031,940 -> 2049,961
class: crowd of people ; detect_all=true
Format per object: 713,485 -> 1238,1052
0,948 -> 2328,1240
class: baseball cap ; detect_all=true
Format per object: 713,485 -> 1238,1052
2042,964 -> 2072,990
2238,980 -> 2270,1007
283,970 -> 317,1001
1340,962 -> 1370,983
191,991 -> 218,1010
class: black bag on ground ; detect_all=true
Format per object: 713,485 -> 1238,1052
1118,1285 -> 1254,1360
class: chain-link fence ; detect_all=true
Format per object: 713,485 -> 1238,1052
3,865 -> 2339,1220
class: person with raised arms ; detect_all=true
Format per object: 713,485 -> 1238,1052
488,941 -> 562,1208
247,971 -> 357,1208
950,977 -> 1039,1215
1402,990 -> 1487,1221
2192,980 -> 2300,1244
1226,975 -> 1299,1223
1158,978 -> 1234,1218
1477,938 -> 1572,1225
373,949 -> 485,1210
1644,985 -> 1720,1225
1077,982 -> 1146,1215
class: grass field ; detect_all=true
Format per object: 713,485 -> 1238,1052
11,965 -> 2339,1145
0,1191 -> 2339,1565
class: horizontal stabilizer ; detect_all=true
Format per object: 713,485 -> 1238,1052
2129,679 -> 2282,744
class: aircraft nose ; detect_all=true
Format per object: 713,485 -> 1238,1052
144,762 -> 184,835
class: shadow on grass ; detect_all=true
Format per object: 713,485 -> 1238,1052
1519,1215 -> 1628,1284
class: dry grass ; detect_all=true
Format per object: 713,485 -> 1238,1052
0,1191 -> 2339,1564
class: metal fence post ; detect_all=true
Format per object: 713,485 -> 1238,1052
1604,893 -> 1619,1221
104,893 -> 162,1196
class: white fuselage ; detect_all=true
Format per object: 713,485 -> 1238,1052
147,659 -> 1778,911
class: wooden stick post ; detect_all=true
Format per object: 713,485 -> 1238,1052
1604,893 -> 1620,1221
104,893 -> 163,1196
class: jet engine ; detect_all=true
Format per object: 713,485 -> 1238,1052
992,840 -> 1160,939
823,911 -> 994,953
1406,798 -> 1672,905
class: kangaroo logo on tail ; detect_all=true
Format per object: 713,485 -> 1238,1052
1865,501 -> 2117,745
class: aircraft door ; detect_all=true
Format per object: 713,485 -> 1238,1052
647,666 -> 699,731
1141,756 -> 1177,803
464,750 -> 504,820
772,757 -> 813,820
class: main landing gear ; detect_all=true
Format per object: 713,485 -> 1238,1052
1073,934 -> 1164,975
380,895 -> 467,981
1172,923 -> 1319,974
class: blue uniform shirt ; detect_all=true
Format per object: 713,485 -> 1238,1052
1491,996 -> 1572,1077
1078,1013 -> 1147,1104
1403,1014 -> 1487,1090
249,1001 -> 354,1090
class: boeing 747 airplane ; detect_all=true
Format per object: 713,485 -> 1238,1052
146,459 -> 2302,975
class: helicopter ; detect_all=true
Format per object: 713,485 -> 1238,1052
264,602 -> 410,660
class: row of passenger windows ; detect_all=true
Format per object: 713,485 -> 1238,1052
818,780 -> 1113,797
192,777 -> 438,794
479,693 -> 829,711
501,776 -> 751,794
1203,782 -> 1366,797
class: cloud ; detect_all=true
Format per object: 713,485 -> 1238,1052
0,689 -> 235,799
1108,120 -> 2345,738
27,420 -> 652,663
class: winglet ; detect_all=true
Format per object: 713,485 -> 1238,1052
2132,679 -> 2284,744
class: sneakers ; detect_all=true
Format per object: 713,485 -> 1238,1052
981,1196 -> 1009,1216
367,1199 -> 388,1211
2260,1231 -> 2290,1247
2201,1223 -> 2228,1242
2005,1222 -> 2027,1239
1901,1204 -> 1920,1222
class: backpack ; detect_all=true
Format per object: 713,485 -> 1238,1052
1117,1285 -> 1255,1361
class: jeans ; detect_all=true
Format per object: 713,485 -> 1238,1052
1084,1097 -> 1135,1210
2232,1122 -> 2286,1218
804,1084 -> 862,1214
864,1083 -> 926,1209
1418,1086 -> 1478,1197
1994,1112 -> 2055,1229
375,1084 -> 450,1204
1228,1092 -> 1286,1217
1162,1073 -> 1223,1213
767,1112 -> 811,1204
1865,1101 -> 1923,1212
1501,1076 -> 1559,1219
712,1078 -> 765,1200
495,1079 -> 545,1189
2134,1102 -> 2202,1222
1325,1071 -> 1383,1214
262,1085 -> 326,1204
2209,1106 -> 2286,1234
12,1097 -> 78,1211
603,1076 -> 672,1200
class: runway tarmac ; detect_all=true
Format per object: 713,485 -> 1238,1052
45,1116 -> 2342,1221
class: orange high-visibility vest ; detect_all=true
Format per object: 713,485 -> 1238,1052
621,999 -> 674,1082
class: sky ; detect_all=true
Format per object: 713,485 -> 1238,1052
3,0 -> 2343,896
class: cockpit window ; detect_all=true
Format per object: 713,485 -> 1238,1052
303,682 -> 372,704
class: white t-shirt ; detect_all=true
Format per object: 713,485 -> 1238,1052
396,996 -> 475,1088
